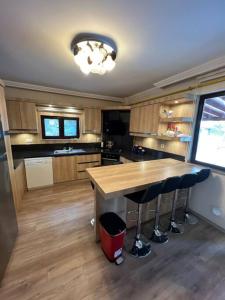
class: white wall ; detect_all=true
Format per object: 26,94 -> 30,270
190,172 -> 225,230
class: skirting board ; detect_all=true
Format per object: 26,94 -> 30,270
189,209 -> 225,234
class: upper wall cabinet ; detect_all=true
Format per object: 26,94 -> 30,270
129,103 -> 160,135
83,108 -> 101,134
7,100 -> 37,131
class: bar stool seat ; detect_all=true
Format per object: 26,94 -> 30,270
125,182 -> 163,258
197,168 -> 211,183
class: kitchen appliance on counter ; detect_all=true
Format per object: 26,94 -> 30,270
25,157 -> 54,189
0,117 -> 18,282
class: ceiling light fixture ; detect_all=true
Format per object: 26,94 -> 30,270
71,33 -> 117,75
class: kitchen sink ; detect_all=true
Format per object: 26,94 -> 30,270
54,149 -> 86,155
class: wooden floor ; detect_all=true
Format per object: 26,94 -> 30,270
1,180 -> 225,300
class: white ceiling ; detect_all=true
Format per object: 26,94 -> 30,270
1,0 -> 225,98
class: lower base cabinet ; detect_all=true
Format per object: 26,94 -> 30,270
53,154 -> 101,183
77,154 -> 101,180
53,156 -> 77,183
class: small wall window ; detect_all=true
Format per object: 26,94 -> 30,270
191,91 -> 225,171
41,116 -> 79,139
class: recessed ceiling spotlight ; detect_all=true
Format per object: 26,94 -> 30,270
174,100 -> 179,104
71,33 -> 117,75
48,104 -> 53,107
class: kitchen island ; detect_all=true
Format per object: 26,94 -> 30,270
86,158 -> 203,241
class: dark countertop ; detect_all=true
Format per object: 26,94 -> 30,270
12,143 -> 185,168
121,149 -> 185,162
12,148 -> 101,160
12,143 -> 101,169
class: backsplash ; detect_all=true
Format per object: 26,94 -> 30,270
134,136 -> 189,157
10,133 -> 100,145
12,142 -> 101,157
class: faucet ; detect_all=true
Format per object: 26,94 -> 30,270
63,144 -> 73,151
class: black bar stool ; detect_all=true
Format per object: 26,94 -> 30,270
196,168 -> 211,183
151,183 -> 169,244
184,168 -> 211,224
124,182 -> 163,258
178,173 -> 198,224
160,176 -> 182,234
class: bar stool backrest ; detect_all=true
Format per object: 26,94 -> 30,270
161,176 -> 181,194
196,169 -> 211,183
179,173 -> 198,189
141,182 -> 164,204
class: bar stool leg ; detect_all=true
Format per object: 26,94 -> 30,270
130,204 -> 151,258
184,188 -> 199,224
168,190 -> 182,234
151,195 -> 168,243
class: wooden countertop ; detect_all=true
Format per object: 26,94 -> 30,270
86,158 -> 203,199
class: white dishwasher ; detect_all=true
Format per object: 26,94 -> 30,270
24,157 -> 53,189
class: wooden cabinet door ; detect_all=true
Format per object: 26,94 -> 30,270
20,102 -> 37,130
84,108 -> 101,134
130,104 -> 159,135
152,103 -> 160,134
140,105 -> 154,134
131,106 -> 151,134
130,107 -> 141,133
93,108 -> 101,134
77,154 -> 101,179
53,156 -> 77,183
129,107 -> 135,132
7,100 -> 22,130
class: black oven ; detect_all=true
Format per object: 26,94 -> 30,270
101,149 -> 122,165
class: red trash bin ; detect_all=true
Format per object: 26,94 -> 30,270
99,212 -> 126,262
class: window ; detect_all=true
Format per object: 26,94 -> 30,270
41,116 -> 79,139
191,91 -> 225,171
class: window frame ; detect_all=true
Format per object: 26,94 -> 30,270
191,90 -> 225,172
41,115 -> 80,139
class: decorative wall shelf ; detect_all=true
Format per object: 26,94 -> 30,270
155,135 -> 192,142
160,117 -> 193,123
130,132 -> 192,142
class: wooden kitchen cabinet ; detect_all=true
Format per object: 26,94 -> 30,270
20,102 -> 37,130
53,156 -> 77,183
129,103 -> 160,135
53,154 -> 101,183
83,108 -> 101,134
152,103 -> 160,134
7,100 -> 22,130
7,100 -> 37,131
129,106 -> 140,133
77,154 -> 101,179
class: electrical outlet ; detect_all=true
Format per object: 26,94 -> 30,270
160,143 -> 165,149
212,207 -> 222,217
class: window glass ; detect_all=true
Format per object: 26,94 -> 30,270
41,116 -> 79,139
44,118 -> 59,137
64,119 -> 77,137
194,94 -> 225,169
